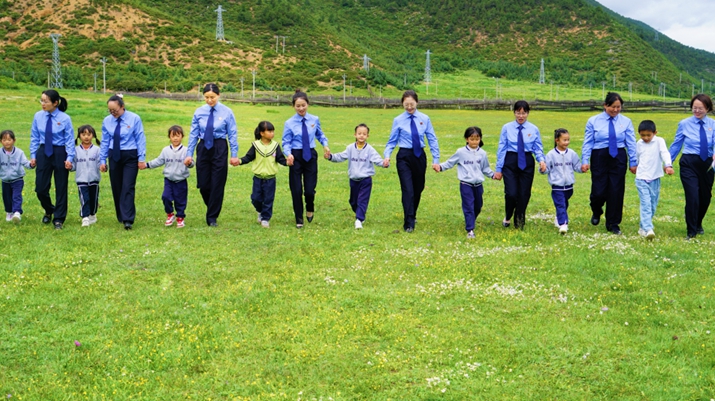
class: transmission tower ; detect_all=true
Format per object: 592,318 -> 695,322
539,59 -> 545,84
215,6 -> 225,41
363,54 -> 371,73
100,57 -> 107,94
49,34 -> 62,89
425,50 -> 431,93
279,36 -> 288,54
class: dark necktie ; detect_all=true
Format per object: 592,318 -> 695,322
112,117 -> 122,162
204,107 -> 215,150
44,113 -> 54,157
699,120 -> 708,161
608,117 -> 618,158
409,115 -> 422,158
517,125 -> 526,170
301,118 -> 311,161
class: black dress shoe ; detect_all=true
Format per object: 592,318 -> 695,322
53,222 -> 63,230
306,213 -> 314,223
124,222 -> 133,230
697,227 -> 705,235
208,221 -> 218,227
502,219 -> 510,227
405,227 -> 414,233
610,227 -> 622,235
42,214 -> 52,224
687,233 -> 696,240
590,215 -> 600,226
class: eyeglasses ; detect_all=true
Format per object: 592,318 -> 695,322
693,107 -> 707,113
108,108 -> 122,115
515,112 -> 528,117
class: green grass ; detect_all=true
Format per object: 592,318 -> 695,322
1,86 -> 714,400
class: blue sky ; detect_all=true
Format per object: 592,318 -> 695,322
596,0 -> 715,53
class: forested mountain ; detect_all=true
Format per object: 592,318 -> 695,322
0,0 -> 711,93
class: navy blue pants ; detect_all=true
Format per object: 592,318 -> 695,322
551,187 -> 573,226
396,147 -> 426,230
196,139 -> 228,224
589,147 -> 627,231
109,149 -> 139,224
252,176 -> 276,221
35,145 -> 69,223
289,148 -> 318,224
460,181 -> 484,232
349,177 -> 372,222
679,154 -> 714,236
77,182 -> 99,218
2,179 -> 24,214
502,151 -> 534,229
163,178 -> 188,218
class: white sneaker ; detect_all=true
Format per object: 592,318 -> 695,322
554,217 -> 560,228
88,215 -> 97,225
559,224 -> 568,234
355,219 -> 363,229
638,229 -> 647,237
467,230 -> 475,239
5,213 -> 12,222
82,217 -> 90,227
257,213 -> 262,223
646,229 -> 655,240
261,220 -> 270,228
11,212 -> 21,223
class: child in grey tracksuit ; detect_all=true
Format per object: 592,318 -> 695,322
146,125 -> 194,227
72,125 -> 102,226
541,129 -> 583,233
437,127 -> 494,238
328,123 -> 384,229
0,130 -> 33,222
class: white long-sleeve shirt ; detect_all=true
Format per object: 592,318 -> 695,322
636,136 -> 672,181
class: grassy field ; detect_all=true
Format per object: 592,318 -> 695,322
1,85 -> 714,400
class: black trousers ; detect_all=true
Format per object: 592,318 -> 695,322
589,147 -> 627,231
196,139 -> 228,224
679,154 -> 714,236
35,145 -> 69,224
501,151 -> 534,229
109,149 -> 139,224
396,147 -> 426,230
289,148 -> 318,225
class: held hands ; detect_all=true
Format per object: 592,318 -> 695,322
493,172 -> 503,181
64,160 -> 72,170
382,158 -> 390,168
538,161 -> 547,173
30,159 -> 36,168
431,163 -> 440,172
629,166 -> 637,174
183,156 -> 193,167
581,164 -> 590,173
665,166 -> 674,175
230,157 -> 240,167
286,154 -> 294,166
323,147 -> 331,160
138,162 -> 147,170
100,164 -> 107,173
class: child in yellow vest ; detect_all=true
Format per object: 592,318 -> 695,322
238,121 -> 287,227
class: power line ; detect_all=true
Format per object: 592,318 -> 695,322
363,54 -> 371,73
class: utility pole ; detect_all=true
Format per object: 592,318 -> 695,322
613,74 -> 616,89
100,57 -> 107,94
280,36 -> 288,54
628,82 -> 632,101
215,5 -> 225,41
49,34 -> 62,89
342,74 -> 346,102
252,70 -> 256,99
702,79 -> 705,93
93,73 -> 97,92
602,82 -> 605,99
363,54 -> 371,73
539,58 -> 545,84
274,35 -> 279,53
425,50 -> 431,95
240,77 -> 244,97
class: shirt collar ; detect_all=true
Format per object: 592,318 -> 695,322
172,144 -> 183,151
555,147 -> 567,155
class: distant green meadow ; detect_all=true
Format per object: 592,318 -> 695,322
1,86 -> 714,400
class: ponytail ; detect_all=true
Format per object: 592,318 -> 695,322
42,89 -> 68,112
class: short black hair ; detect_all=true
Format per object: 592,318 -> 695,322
354,123 -> 370,133
605,92 -> 624,107
401,90 -> 418,104
691,94 -> 713,112
638,120 -> 657,133
292,90 -> 309,106
513,100 -> 530,113
0,130 -> 15,141
168,125 -> 184,138
203,83 -> 220,95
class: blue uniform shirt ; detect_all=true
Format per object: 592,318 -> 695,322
383,110 -> 440,164
99,110 -> 147,164
582,112 -> 637,166
282,113 -> 329,156
29,108 -> 75,162
495,120 -> 545,172
669,115 -> 715,162
187,102 -> 239,158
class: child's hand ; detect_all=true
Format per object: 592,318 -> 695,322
493,172 -> 503,180
286,154 -> 294,166
183,156 -> 193,167
64,160 -> 73,170
665,166 -> 674,175
629,166 -> 637,174
581,164 -> 590,173
323,147 -> 331,160
538,161 -> 547,173
138,162 -> 147,170
382,158 -> 390,168
30,159 -> 36,168
100,164 -> 107,173
230,157 -> 240,166
434,165 -> 441,172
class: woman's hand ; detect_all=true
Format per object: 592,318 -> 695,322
323,147 -> 331,160
432,163 -> 440,172
581,164 -> 590,173
287,154 -> 294,166
382,158 -> 390,168
493,172 -> 503,180
539,161 -> 547,173
230,157 -> 240,167
64,160 -> 73,170
100,164 -> 107,173
30,159 -> 36,168
184,156 -> 193,167
629,166 -> 637,174
138,162 -> 147,170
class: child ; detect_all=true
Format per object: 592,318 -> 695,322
635,120 -> 673,239
327,123 -> 384,229
239,121 -> 287,228
541,129 -> 583,234
146,125 -> 194,228
72,125 -> 101,227
0,130 -> 32,223
436,126 -> 494,238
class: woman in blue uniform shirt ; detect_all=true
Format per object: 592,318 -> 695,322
382,90 -> 440,233
184,83 -> 239,227
581,92 -> 637,235
493,100 -> 546,230
29,89 -> 75,230
99,94 -> 147,230
282,90 -> 330,228
668,94 -> 715,239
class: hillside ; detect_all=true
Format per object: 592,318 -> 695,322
0,0 -> 711,95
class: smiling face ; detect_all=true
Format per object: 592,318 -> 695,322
402,96 -> 417,114
556,133 -> 570,150
354,126 -> 369,144
40,94 -> 57,113
1,135 -> 14,151
692,99 -> 708,120
604,99 -> 622,118
293,98 -> 308,117
204,91 -> 219,108
79,130 -> 94,146
107,100 -> 125,118
169,131 -> 183,147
